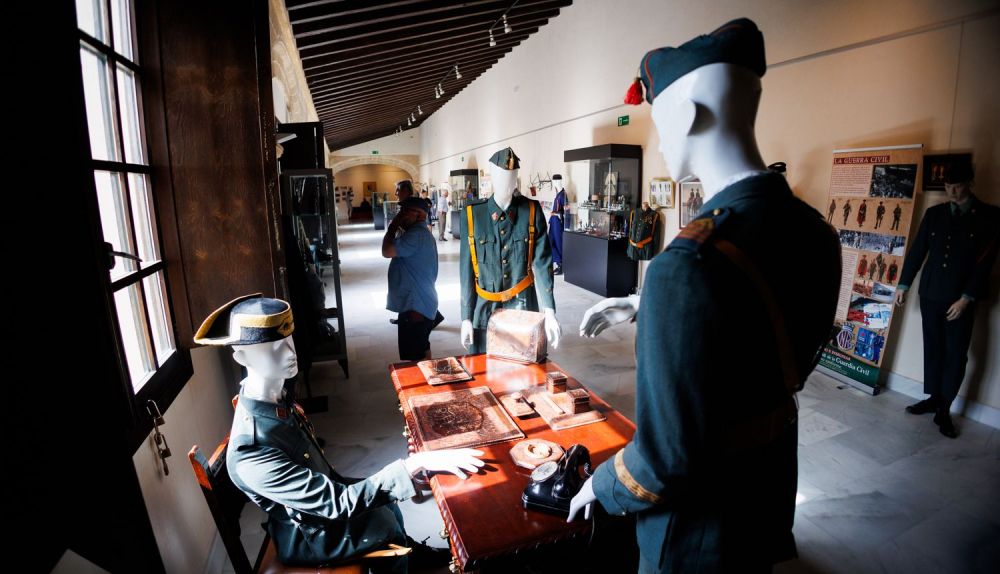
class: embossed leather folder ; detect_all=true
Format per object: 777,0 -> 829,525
486,309 -> 547,363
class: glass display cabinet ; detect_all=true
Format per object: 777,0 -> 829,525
449,169 -> 479,238
562,144 -> 642,297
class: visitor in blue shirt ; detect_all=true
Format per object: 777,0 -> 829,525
383,180 -> 439,360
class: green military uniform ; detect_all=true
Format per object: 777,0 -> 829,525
460,194 -> 555,353
591,172 -> 841,572
229,394 -> 415,568
627,206 -> 662,260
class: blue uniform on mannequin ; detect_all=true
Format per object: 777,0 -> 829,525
194,294 -> 484,570
569,19 -> 841,573
895,162 -> 1000,438
548,174 -> 568,274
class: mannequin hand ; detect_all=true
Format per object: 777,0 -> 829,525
579,295 -> 640,337
404,449 -> 484,480
543,308 -> 562,349
566,476 -> 596,522
946,297 -> 970,321
460,320 -> 474,348
894,290 -> 907,307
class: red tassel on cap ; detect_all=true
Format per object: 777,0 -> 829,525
624,77 -> 643,105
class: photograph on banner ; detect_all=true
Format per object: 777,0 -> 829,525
679,180 -> 704,227
817,145 -> 923,391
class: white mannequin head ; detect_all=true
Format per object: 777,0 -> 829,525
551,176 -> 564,193
488,162 -> 518,210
651,63 -> 766,195
232,336 -> 298,401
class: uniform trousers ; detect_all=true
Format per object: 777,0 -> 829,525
920,297 -> 976,408
548,215 -> 564,266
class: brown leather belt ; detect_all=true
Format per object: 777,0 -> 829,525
628,209 -> 658,248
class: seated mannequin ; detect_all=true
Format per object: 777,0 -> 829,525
459,147 -> 562,352
195,294 -> 483,569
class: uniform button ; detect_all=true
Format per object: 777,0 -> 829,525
504,273 -> 509,279
943,264 -> 948,268
712,208 -> 721,216
502,259 -> 507,264
944,254 -> 948,258
501,229 -> 506,235
304,453 -> 311,460
503,245 -> 508,250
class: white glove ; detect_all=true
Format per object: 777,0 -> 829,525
579,295 -> 641,337
543,308 -> 562,349
460,320 -> 474,348
566,476 -> 596,522
404,448 -> 484,480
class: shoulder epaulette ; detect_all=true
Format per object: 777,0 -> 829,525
666,207 -> 731,253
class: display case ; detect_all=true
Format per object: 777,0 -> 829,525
450,169 -> 479,238
561,144 -> 642,297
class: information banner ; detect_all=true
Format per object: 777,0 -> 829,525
817,145 -> 923,393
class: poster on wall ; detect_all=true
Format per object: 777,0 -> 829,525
679,180 -> 704,227
817,144 -> 923,394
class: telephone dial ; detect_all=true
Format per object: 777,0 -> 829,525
522,444 -> 593,516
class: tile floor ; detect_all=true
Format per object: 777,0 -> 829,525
229,221 -> 999,574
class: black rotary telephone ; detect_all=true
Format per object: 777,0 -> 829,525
522,444 -> 593,516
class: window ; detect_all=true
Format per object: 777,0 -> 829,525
78,0 -> 188,418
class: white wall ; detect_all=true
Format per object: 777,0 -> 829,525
415,0 -> 1000,410
134,347 -> 240,574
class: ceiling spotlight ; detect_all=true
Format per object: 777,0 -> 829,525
503,14 -> 511,34
407,116 -> 412,127
489,30 -> 496,47
417,105 -> 423,115
435,86 -> 441,99
454,65 -> 462,79
410,112 -> 416,122
438,83 -> 445,95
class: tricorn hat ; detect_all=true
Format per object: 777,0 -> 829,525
624,18 -> 766,105
489,147 -> 520,170
194,294 -> 294,346
552,174 -> 562,180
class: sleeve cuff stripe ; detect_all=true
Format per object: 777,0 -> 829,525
614,450 -> 663,504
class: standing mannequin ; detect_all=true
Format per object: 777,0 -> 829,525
196,294 -> 483,569
549,174 -> 568,274
626,201 -> 661,261
460,147 -> 561,353
569,19 -> 841,573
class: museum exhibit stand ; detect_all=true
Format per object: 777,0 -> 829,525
562,144 -> 641,297
450,169 -> 479,238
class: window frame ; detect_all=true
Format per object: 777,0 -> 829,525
78,0 -> 193,451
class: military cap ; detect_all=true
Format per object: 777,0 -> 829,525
489,147 -> 520,170
625,18 -> 766,105
194,293 -> 294,346
943,161 -> 974,184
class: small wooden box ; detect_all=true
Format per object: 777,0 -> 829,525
486,309 -> 547,364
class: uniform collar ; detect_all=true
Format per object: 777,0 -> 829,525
950,193 -> 976,215
488,194 -> 519,224
238,390 -> 295,422
698,171 -> 789,217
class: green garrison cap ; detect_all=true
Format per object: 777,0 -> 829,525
194,293 -> 294,346
489,147 -> 520,170
625,18 -> 766,105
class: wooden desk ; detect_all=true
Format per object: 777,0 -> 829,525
389,354 -> 635,572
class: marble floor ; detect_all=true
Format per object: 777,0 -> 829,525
233,221 -> 999,574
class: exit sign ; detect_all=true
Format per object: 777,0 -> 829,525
618,115 -> 629,126
371,150 -> 379,155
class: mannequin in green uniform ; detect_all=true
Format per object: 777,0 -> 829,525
570,19 -> 841,573
459,147 -> 561,353
627,201 -> 662,260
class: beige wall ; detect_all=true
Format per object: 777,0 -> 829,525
335,163 -> 419,205
416,0 -> 1000,409
134,347 -> 239,574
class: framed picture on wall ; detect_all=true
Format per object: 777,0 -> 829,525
679,180 -> 704,227
922,153 -> 972,191
650,178 -> 675,209
363,181 -> 377,201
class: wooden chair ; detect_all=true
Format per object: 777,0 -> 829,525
188,436 -> 364,574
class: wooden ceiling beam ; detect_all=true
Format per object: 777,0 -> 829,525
292,0 -> 503,38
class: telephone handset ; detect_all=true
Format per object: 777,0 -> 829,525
522,444 -> 593,516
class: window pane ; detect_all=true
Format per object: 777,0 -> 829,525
118,66 -> 144,164
144,272 -> 176,365
111,0 -> 135,60
115,283 -> 155,391
76,0 -> 108,42
80,45 -> 119,162
128,173 -> 160,266
95,171 -> 137,281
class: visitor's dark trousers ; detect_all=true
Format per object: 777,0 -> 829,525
397,310 -> 433,361
920,296 -> 976,408
548,215 -> 563,266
